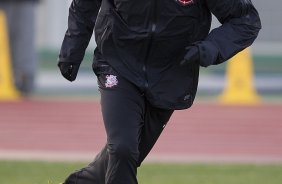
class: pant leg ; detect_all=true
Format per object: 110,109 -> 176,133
100,73 -> 145,184
137,102 -> 174,166
63,70 -> 174,184
63,145 -> 108,184
64,105 -> 173,184
100,76 -> 174,183
63,70 -> 145,184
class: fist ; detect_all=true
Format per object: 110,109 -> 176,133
180,46 -> 199,66
58,62 -> 80,82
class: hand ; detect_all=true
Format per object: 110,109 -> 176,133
180,46 -> 199,66
58,62 -> 80,82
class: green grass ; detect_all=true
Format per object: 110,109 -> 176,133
139,163 -> 282,184
1,160 -> 282,184
0,160 -> 85,184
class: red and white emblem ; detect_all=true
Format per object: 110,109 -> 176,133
176,0 -> 194,6
105,75 -> 118,88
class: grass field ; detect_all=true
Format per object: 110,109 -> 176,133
1,160 -> 282,184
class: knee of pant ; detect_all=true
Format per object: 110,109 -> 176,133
108,142 -> 139,160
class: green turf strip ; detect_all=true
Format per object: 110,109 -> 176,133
1,160 -> 282,184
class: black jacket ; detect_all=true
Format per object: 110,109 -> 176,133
59,0 -> 261,110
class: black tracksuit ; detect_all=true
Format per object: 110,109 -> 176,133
58,0 -> 261,183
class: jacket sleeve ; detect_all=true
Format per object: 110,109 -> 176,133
58,0 -> 102,64
198,0 -> 261,67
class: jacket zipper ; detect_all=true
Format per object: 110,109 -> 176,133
100,26 -> 109,41
143,0 -> 157,89
99,26 -> 109,53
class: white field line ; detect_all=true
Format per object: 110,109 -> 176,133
1,150 -> 282,164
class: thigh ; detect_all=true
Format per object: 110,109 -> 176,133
138,102 -> 174,165
98,69 -> 145,151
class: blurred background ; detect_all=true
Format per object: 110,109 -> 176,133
0,1 -> 282,184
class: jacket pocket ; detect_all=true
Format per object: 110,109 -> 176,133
92,61 -> 119,90
92,52 -> 112,76
149,62 -> 199,110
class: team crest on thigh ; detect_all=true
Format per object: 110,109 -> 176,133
105,75 -> 118,88
176,0 -> 194,6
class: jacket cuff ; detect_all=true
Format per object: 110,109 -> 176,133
57,57 -> 82,65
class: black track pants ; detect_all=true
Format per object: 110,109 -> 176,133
63,70 -> 174,184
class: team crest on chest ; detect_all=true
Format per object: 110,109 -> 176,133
176,0 -> 194,6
